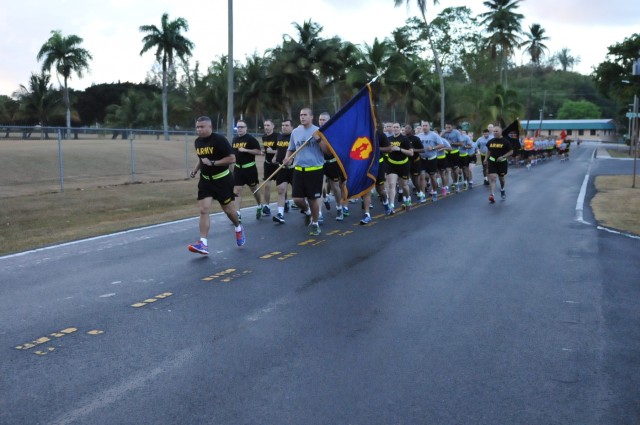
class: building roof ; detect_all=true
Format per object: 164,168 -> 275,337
521,119 -> 616,131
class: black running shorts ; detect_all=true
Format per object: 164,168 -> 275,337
198,173 -> 236,205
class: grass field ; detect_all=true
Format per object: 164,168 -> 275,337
0,137 -> 276,255
1,139 -> 638,255
0,135 -> 195,197
591,175 -> 640,236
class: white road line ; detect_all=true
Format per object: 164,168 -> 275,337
596,226 -> 640,240
575,149 -> 595,224
578,148 -> 640,239
51,347 -> 196,425
1,203 -> 269,261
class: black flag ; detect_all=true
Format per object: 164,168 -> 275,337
503,119 -> 522,153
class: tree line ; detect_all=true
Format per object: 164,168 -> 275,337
0,0 -> 636,139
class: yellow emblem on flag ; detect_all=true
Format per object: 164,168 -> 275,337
350,137 -> 372,160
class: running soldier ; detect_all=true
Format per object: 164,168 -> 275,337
484,125 -> 513,203
283,108 -> 327,236
188,116 -> 245,255
260,119 -> 278,216
318,112 -> 346,221
417,121 -> 441,202
271,120 -> 294,224
361,127 -> 393,224
387,122 -> 414,212
405,124 -> 427,203
232,120 -> 263,221
476,128 -> 491,185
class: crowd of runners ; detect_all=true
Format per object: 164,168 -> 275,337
186,110 -> 572,255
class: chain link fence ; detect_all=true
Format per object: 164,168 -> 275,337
0,126 -> 207,197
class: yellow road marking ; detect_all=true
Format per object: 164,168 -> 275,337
260,251 -> 282,259
202,268 -> 237,281
15,327 -> 79,351
87,330 -> 104,335
132,292 -> 173,308
219,270 -> 252,284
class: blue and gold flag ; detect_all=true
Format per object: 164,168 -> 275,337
315,85 -> 378,200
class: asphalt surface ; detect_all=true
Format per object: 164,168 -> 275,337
1,143 -> 638,425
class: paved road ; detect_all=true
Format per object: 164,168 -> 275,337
1,144 -> 638,424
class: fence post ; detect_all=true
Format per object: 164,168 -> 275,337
185,132 -> 190,178
129,131 -> 136,183
57,129 -> 64,192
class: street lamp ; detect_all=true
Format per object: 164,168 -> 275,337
631,55 -> 639,188
628,104 -> 634,142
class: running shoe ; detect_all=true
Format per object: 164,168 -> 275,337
418,193 -> 427,203
262,205 -> 271,216
323,198 -> 331,210
360,214 -> 372,225
303,212 -> 312,226
284,201 -> 290,213
235,226 -> 246,246
404,199 -> 412,211
389,204 -> 396,215
484,179 -> 490,186
501,189 -> 506,200
384,203 -> 392,215
256,206 -> 262,220
468,181 -> 473,189
342,206 -> 350,217
290,202 -> 299,210
336,209 -> 344,221
188,241 -> 208,255
318,214 -> 324,225
309,223 -> 321,236
441,187 -> 447,196
431,192 -> 438,202
489,194 -> 495,203
272,213 -> 285,224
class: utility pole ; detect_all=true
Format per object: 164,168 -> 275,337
226,0 -> 234,141
537,90 -> 547,137
632,54 -> 639,188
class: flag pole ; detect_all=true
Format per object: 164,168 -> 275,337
252,135 -> 314,195
368,72 -> 383,86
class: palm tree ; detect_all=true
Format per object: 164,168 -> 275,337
140,13 -> 194,140
519,23 -> 549,131
13,72 -> 62,136
105,89 -> 152,129
479,0 -> 524,87
520,23 -> 549,66
37,30 -> 92,137
280,20 -> 341,109
346,38 -> 400,120
265,44 -> 310,119
324,40 -> 361,112
237,53 -> 273,125
554,47 -> 581,72
394,0 -> 446,130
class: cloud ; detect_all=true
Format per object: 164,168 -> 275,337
520,0 -> 640,26
1,0 -> 638,96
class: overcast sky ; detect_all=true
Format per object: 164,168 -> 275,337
1,0 -> 638,96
